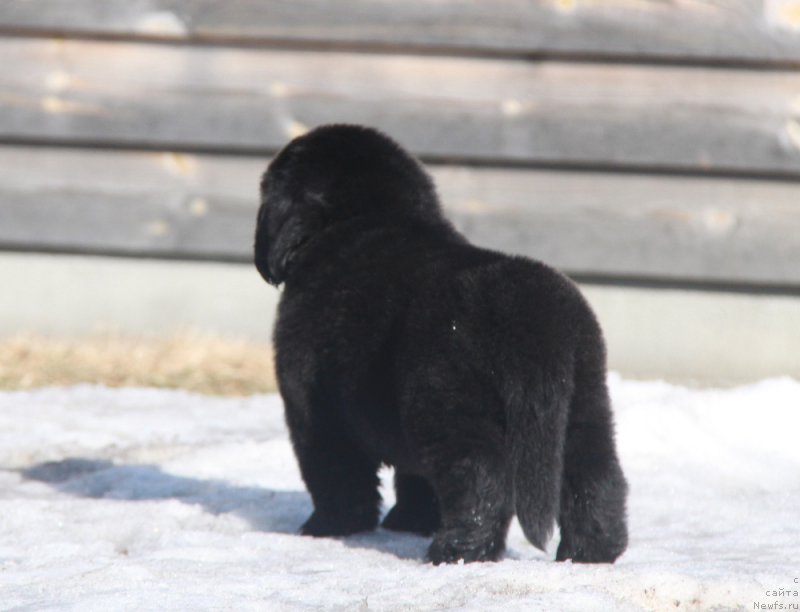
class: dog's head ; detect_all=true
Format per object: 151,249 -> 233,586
254,124 -> 441,286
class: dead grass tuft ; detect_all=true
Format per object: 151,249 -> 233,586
0,332 -> 276,396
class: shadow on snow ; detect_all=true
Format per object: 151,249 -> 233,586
19,457 -> 429,561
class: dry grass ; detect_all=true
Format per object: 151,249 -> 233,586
0,332 -> 277,396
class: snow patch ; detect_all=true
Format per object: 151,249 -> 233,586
1,378 -> 798,610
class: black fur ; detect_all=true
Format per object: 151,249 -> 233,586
254,124 -> 628,564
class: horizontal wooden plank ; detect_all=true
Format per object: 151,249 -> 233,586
1,145 -> 799,289
1,1 -> 800,65
1,39 -> 800,176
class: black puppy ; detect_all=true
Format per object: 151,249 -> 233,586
254,125 -> 628,564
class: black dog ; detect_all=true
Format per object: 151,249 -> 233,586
254,125 -> 628,564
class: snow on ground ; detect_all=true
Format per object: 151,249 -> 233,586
1,376 -> 799,611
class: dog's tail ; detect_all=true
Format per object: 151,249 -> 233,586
506,378 -> 570,551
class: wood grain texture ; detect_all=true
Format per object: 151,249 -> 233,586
1,38 -> 800,176
2,145 -> 799,288
1,0 -> 800,64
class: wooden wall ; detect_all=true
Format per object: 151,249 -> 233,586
1,1 -> 799,293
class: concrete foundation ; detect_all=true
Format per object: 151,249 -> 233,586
2,252 -> 797,385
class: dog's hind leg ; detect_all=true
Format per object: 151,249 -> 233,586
424,443 -> 513,564
399,347 -> 513,563
556,350 -> 628,563
405,394 -> 513,564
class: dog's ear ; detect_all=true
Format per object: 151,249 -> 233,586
254,198 -> 277,285
254,186 -> 327,286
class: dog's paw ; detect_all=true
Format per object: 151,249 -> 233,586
300,510 -> 377,537
426,531 -> 505,565
382,503 -> 440,536
555,532 -> 626,564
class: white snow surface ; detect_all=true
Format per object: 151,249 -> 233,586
1,376 -> 799,611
